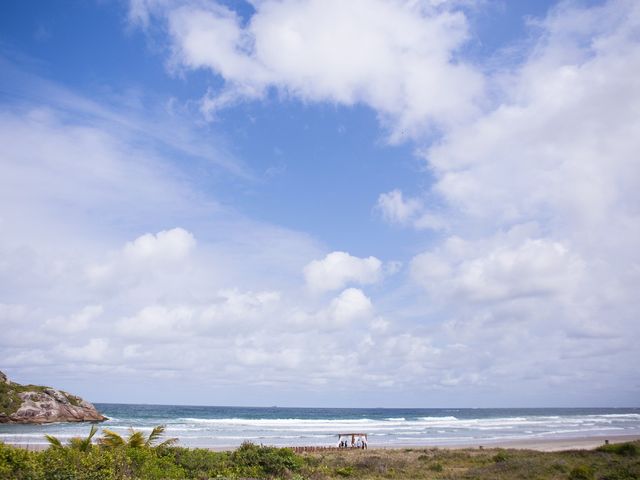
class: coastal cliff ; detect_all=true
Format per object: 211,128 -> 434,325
0,370 -> 106,424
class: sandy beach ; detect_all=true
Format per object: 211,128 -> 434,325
464,433 -> 640,451
7,433 -> 640,452
373,433 -> 640,452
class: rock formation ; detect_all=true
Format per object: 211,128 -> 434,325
0,370 -> 106,424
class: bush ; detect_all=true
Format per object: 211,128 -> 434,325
335,465 -> 355,477
569,464 -> 595,480
230,441 -> 303,478
161,446 -> 231,477
493,451 -> 509,463
0,442 -> 44,479
597,442 -> 639,457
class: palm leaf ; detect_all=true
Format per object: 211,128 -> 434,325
44,434 -> 64,449
73,424 -> 98,452
99,429 -> 125,448
126,429 -> 146,448
156,437 -> 179,448
86,424 -> 98,442
68,437 -> 85,450
145,425 -> 166,447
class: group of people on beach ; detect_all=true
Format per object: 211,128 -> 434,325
338,436 -> 367,449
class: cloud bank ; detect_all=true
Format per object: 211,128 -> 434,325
125,0 -> 640,403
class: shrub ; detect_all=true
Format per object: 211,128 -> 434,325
335,465 -> 355,477
161,446 -> 232,478
569,464 -> 595,480
0,442 -> 44,479
40,447 -> 116,480
493,451 -> 509,463
552,461 -> 569,472
230,442 -> 303,477
597,442 -> 639,457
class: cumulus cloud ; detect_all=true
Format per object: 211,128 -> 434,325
123,228 -> 196,262
132,0 -> 484,140
395,0 -> 640,399
425,1 -> 640,229
376,189 -> 448,231
377,189 -> 422,224
323,288 -> 373,327
411,235 -> 585,303
304,251 -> 382,293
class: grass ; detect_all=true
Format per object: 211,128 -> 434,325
301,442 -> 640,480
0,439 -> 639,479
0,383 -> 50,417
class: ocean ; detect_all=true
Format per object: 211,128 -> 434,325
1,405 -> 639,449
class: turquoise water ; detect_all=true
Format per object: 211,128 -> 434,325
1,405 -> 639,448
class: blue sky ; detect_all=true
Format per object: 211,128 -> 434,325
1,0 -> 639,407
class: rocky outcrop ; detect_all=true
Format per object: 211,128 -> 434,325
0,370 -> 106,424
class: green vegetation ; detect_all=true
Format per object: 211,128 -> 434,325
46,425 -> 99,453
0,382 -> 50,417
66,394 -> 82,408
0,380 -> 78,417
1,433 -> 639,479
0,381 -> 21,416
597,441 -> 640,456
98,425 -> 177,449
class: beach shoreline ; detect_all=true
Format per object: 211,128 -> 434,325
6,433 -> 639,452
368,433 -> 640,452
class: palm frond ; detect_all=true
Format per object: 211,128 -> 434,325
99,429 -> 126,448
156,437 -> 179,448
68,437 -> 85,450
86,424 -> 98,443
44,434 -> 64,449
127,430 -> 146,448
73,424 -> 98,452
145,425 -> 166,447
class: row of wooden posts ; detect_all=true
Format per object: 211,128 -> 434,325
291,446 -> 347,453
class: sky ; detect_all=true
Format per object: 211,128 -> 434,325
0,0 -> 638,408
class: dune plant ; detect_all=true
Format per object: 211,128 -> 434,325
44,424 -> 98,452
98,425 -> 178,449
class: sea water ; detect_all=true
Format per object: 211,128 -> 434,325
1,405 -> 639,448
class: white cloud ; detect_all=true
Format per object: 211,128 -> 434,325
376,189 -> 449,231
117,305 -> 193,339
411,235 -> 585,303
377,189 -> 422,224
123,228 -> 196,262
133,0 -> 485,140
304,251 -> 382,293
45,305 -> 104,334
59,338 -> 110,363
392,0 -> 640,401
324,288 -> 373,327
